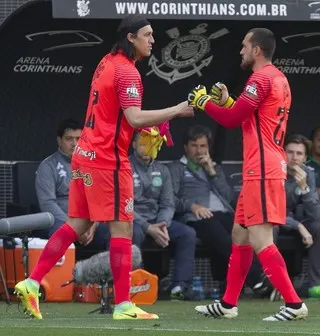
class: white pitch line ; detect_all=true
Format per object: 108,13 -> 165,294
0,325 -> 319,335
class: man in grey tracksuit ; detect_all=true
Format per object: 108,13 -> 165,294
130,132 -> 196,300
35,118 -> 109,260
274,134 -> 320,298
167,125 -> 235,287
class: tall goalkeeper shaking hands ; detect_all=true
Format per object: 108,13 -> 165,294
189,28 -> 308,322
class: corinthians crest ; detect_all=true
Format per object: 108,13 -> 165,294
147,24 -> 229,85
77,0 -> 90,17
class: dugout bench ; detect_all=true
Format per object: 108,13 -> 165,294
4,161 -> 305,280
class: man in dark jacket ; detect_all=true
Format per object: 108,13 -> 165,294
168,125 -> 235,289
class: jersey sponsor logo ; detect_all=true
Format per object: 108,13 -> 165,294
71,169 -> 93,186
72,169 -> 83,180
83,173 -> 93,186
74,145 -> 97,160
147,24 -> 229,84
126,83 -> 140,98
245,83 -> 258,98
125,198 -> 134,214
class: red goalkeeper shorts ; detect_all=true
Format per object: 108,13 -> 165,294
234,179 -> 286,226
68,162 -> 133,222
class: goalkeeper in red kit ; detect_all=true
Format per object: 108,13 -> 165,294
189,28 -> 308,321
14,15 -> 193,320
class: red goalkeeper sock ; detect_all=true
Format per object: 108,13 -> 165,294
30,223 -> 78,284
110,237 -> 132,305
222,244 -> 253,306
257,244 -> 301,304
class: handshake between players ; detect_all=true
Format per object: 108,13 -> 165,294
187,80 -> 252,129
140,82 -> 235,160
188,82 -> 235,111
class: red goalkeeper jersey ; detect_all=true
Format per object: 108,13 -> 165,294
239,64 -> 291,180
73,52 -> 143,170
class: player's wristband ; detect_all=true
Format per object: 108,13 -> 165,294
223,97 -> 235,108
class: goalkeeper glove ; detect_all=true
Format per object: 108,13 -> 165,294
188,85 -> 212,111
210,82 -> 235,108
139,127 -> 167,160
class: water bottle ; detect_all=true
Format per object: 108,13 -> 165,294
192,276 -> 205,300
211,287 -> 220,300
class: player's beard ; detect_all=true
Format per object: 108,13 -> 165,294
240,55 -> 254,71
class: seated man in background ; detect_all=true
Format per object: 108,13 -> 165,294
308,126 -> 320,196
273,134 -> 320,298
168,125 -> 235,294
35,118 -> 109,260
130,132 -> 197,300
